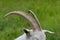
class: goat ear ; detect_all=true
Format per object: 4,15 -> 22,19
24,29 -> 30,36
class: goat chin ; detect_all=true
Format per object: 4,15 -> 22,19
15,29 -> 54,40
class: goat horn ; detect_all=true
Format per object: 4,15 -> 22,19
4,11 -> 41,31
28,10 -> 42,30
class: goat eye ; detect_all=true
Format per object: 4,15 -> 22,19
36,38 -> 39,40
33,37 -> 39,40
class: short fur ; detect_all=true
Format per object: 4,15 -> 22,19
4,10 -> 54,40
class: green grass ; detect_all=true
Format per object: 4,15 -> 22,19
0,0 -> 60,40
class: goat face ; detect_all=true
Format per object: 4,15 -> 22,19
28,30 -> 46,40
15,29 -> 46,40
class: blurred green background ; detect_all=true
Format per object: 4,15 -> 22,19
0,0 -> 60,40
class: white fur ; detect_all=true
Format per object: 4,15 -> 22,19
4,10 -> 54,40
15,30 -> 54,40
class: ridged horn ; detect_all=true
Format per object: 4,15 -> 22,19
28,10 -> 42,30
4,11 -> 41,31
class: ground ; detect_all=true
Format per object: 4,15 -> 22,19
0,0 -> 60,40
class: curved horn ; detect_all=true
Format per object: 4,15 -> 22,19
28,10 -> 42,30
4,11 -> 41,31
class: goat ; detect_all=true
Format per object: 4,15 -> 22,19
4,10 -> 54,40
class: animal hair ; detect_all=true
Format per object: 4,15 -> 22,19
4,10 -> 54,40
